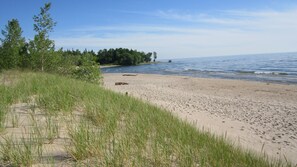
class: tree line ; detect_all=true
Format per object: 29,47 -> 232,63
63,48 -> 157,66
97,48 -> 152,65
0,3 -> 156,83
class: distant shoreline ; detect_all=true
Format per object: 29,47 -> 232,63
100,61 -> 161,69
100,53 -> 297,85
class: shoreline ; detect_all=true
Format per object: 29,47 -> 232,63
103,73 -> 297,164
100,65 -> 122,69
102,71 -> 297,86
100,61 -> 162,69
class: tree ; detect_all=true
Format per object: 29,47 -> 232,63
0,19 -> 25,69
118,53 -> 134,65
153,51 -> 157,62
0,46 -> 3,70
96,48 -> 153,65
30,2 -> 57,71
144,52 -> 152,62
19,43 -> 31,68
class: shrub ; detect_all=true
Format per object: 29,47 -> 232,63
71,65 -> 102,84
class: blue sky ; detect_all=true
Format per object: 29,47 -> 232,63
1,0 -> 297,59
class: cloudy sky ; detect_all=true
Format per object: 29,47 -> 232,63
1,0 -> 297,59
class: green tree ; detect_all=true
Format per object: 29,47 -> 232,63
96,48 -> 152,65
0,19 -> 25,70
19,43 -> 30,68
30,2 -> 57,71
144,52 -> 152,62
153,51 -> 157,62
0,46 -> 3,70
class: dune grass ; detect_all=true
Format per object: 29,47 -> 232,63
0,71 -> 292,166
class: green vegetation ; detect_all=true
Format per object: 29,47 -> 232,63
0,71 -> 291,166
29,2 -> 57,72
0,136 -> 38,166
0,3 -> 101,84
0,19 -> 25,70
0,106 -> 5,131
153,51 -> 157,62
97,48 -> 153,65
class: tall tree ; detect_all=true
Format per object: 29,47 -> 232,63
30,2 -> 56,71
0,19 -> 25,69
153,51 -> 157,62
144,52 -> 152,62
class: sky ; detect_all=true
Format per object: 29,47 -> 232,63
1,0 -> 297,59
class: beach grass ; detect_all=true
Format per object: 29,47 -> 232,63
0,70 -> 292,166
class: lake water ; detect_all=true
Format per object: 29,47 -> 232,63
101,52 -> 297,84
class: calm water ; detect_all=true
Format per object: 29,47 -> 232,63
101,52 -> 297,84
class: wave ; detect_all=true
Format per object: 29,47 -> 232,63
183,68 -> 200,72
164,68 -> 183,73
236,70 -> 288,75
182,68 -> 224,73
177,68 -> 290,76
254,71 -> 288,75
236,70 -> 255,74
178,69 -> 290,76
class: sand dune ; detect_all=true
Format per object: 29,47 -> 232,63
103,73 -> 297,164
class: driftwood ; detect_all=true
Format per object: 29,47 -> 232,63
115,82 -> 129,85
122,74 -> 137,76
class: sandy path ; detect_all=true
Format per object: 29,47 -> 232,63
103,73 -> 297,164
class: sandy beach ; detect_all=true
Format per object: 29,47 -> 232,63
103,73 -> 297,164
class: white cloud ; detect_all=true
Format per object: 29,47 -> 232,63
157,9 -> 297,29
54,8 -> 297,59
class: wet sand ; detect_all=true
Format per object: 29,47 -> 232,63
103,73 -> 297,164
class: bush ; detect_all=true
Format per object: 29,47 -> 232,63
48,51 -> 102,84
71,65 -> 102,84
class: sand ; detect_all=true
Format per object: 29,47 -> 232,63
103,73 -> 297,164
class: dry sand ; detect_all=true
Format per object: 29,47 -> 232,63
103,73 -> 297,164
1,97 -> 84,166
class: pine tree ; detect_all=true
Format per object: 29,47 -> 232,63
0,19 -> 25,69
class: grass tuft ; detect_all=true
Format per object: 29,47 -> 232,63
66,120 -> 101,161
0,135 -> 41,166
